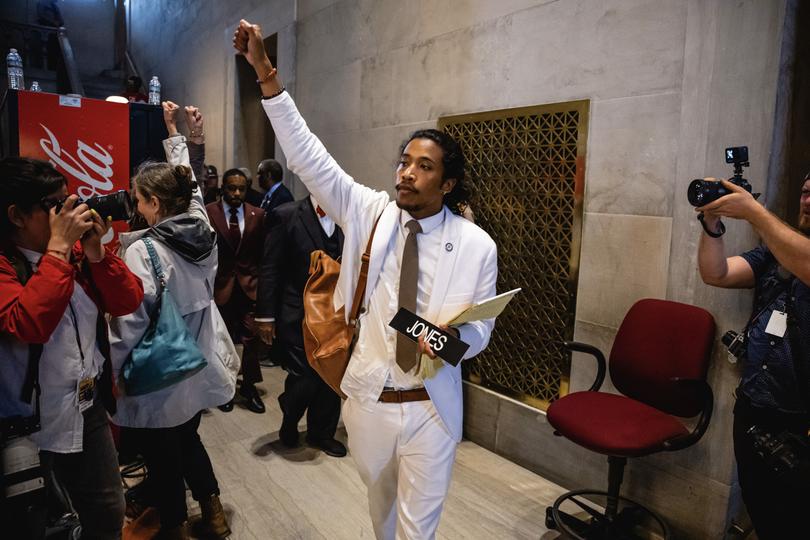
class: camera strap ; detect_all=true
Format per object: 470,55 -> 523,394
741,275 -> 790,338
698,213 -> 725,238
783,288 -> 810,422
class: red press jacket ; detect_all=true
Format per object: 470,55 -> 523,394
0,243 -> 144,343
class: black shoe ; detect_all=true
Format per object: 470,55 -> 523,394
259,358 -> 279,368
239,386 -> 266,414
306,437 -> 347,457
217,400 -> 234,412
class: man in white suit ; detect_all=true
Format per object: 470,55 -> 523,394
235,20 -> 499,540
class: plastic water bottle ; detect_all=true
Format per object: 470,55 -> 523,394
6,49 -> 24,90
30,81 -> 41,92
148,76 -> 160,105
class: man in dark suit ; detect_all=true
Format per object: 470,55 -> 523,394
257,159 -> 293,215
206,168 -> 266,413
241,166 -> 264,208
203,164 -> 220,205
255,196 -> 346,457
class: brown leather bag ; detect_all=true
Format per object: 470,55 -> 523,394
302,219 -> 379,397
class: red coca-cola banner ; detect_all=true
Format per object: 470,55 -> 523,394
17,90 -> 131,244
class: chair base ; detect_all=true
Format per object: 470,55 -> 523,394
547,489 -> 671,540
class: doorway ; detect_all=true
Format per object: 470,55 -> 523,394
234,33 -> 277,183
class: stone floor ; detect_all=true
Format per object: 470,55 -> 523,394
171,365 -> 570,539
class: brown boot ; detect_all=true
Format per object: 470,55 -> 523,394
156,523 -> 189,540
197,494 -> 231,538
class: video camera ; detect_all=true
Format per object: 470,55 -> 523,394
687,146 -> 758,207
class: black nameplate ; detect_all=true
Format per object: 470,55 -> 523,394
389,308 -> 469,367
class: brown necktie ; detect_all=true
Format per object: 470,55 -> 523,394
396,219 -> 422,372
228,206 -> 241,247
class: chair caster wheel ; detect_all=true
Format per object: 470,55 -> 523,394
545,506 -> 557,529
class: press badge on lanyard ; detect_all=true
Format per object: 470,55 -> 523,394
67,302 -> 94,412
764,310 -> 788,338
76,378 -> 95,413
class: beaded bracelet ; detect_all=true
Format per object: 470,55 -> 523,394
261,87 -> 286,100
256,67 -> 278,84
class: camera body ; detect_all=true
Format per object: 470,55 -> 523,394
57,190 -> 134,222
722,330 -> 747,363
687,146 -> 755,207
748,425 -> 809,477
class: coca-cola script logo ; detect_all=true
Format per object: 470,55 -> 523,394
39,124 -> 117,243
39,123 -> 116,200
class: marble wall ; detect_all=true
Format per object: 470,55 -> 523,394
127,0 -> 297,187
128,0 -> 791,536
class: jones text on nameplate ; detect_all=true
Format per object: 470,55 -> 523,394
389,308 -> 469,366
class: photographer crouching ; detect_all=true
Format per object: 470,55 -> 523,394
697,164 -> 810,539
0,158 -> 143,539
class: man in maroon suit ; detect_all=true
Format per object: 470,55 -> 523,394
206,168 -> 266,413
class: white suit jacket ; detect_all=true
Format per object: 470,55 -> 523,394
262,93 -> 498,441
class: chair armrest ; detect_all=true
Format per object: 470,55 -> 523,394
564,341 -> 607,392
662,378 -> 714,451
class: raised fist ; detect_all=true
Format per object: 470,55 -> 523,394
233,19 -> 269,68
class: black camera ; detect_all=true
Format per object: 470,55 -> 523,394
687,146 -> 757,207
748,425 -> 810,477
57,190 -> 134,222
722,330 -> 747,362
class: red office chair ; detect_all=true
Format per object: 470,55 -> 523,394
545,299 -> 716,540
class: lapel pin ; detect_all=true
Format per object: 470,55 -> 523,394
445,243 -> 453,252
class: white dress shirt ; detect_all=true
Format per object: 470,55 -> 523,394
221,200 -> 245,234
341,208 -> 445,397
310,195 -> 336,237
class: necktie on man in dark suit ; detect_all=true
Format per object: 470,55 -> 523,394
228,206 -> 242,247
260,191 -> 273,212
396,220 -> 422,372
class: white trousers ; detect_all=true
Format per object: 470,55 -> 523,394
343,397 -> 458,540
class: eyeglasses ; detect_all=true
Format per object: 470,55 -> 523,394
38,195 -> 67,213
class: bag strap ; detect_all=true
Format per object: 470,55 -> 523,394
0,246 -> 43,437
348,214 -> 382,326
141,237 -> 167,290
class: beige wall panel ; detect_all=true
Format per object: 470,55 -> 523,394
575,213 -> 672,329
586,93 -> 681,217
505,0 -> 687,105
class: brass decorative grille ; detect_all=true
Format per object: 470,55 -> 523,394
439,101 -> 588,410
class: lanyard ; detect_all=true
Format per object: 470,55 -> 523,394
67,301 -> 86,371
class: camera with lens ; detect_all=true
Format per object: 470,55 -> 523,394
721,330 -> 747,363
687,146 -> 758,207
56,190 -> 134,222
748,425 -> 810,478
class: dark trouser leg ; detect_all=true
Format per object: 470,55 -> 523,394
40,402 -> 125,540
280,371 -> 311,428
132,423 -> 186,529
221,287 -> 262,387
178,412 -> 220,502
280,370 -> 341,441
240,328 -> 263,387
306,374 -> 341,441
732,397 -> 810,540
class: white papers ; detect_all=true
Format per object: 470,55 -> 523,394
447,288 -> 521,325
